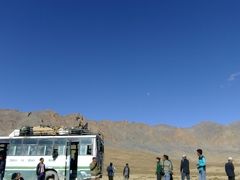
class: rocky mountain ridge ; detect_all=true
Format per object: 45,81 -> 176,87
0,109 -> 239,162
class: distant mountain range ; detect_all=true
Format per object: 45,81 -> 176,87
1,109 -> 239,163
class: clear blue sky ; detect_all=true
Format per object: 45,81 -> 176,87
1,0 -> 240,127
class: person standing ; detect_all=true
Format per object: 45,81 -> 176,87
36,158 -> 46,180
107,162 -> 115,180
163,155 -> 173,180
156,157 -> 163,180
225,157 -> 235,180
180,155 -> 190,180
123,163 -> 130,180
0,155 -> 5,180
90,157 -> 101,180
196,149 -> 206,180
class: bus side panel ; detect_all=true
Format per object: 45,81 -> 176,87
4,155 -> 67,180
4,156 -> 38,180
77,156 -> 93,179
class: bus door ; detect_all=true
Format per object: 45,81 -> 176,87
66,141 -> 79,180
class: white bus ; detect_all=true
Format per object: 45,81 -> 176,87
0,127 -> 104,180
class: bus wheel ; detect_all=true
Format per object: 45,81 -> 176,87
45,170 -> 59,180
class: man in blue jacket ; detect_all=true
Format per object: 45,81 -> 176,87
196,149 -> 206,180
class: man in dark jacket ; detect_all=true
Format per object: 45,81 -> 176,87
36,158 -> 46,180
107,162 -> 115,180
180,155 -> 190,180
155,157 -> 163,180
123,163 -> 130,180
225,157 -> 235,180
0,155 -> 5,180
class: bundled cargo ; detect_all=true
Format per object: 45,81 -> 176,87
19,126 -> 33,136
32,126 -> 57,135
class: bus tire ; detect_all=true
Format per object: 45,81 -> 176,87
45,170 -> 59,180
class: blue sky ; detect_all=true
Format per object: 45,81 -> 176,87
0,1 -> 240,127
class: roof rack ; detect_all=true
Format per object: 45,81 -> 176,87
12,123 -> 94,137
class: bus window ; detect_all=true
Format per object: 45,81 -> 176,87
79,138 -> 93,155
8,139 -> 22,156
45,145 -> 52,156
8,146 -> 15,156
29,145 -> 37,155
38,139 -> 53,156
53,139 -> 66,155
37,145 -> 45,156
42,139 -> 53,155
15,146 -> 22,156
22,139 -> 38,156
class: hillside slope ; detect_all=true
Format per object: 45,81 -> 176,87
0,109 -> 240,163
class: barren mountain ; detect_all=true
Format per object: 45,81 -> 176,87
1,109 -> 240,177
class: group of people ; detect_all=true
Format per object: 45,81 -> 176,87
0,151 -> 236,180
90,157 -> 130,180
89,150 -> 201,180
155,149 -> 207,180
106,162 -> 130,180
156,155 -> 173,180
156,148 -> 235,180
90,148 -> 235,180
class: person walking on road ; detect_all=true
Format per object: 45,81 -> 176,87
225,157 -> 235,180
180,155 -> 190,180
